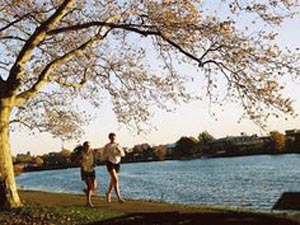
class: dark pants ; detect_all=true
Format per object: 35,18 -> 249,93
105,161 -> 120,173
81,169 -> 96,182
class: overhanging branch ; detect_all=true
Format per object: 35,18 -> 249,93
6,0 -> 76,94
9,119 -> 47,133
48,22 -> 156,35
0,13 -> 30,33
15,29 -> 111,106
0,36 -> 27,42
48,21 -> 206,65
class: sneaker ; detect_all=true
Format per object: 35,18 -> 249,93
118,198 -> 125,204
87,202 -> 94,208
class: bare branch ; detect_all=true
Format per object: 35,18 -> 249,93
6,0 -> 76,95
0,65 -> 9,72
9,119 -> 47,133
51,77 -> 84,89
0,13 -> 30,33
48,22 -> 156,35
0,36 -> 27,42
48,21 -> 206,65
15,29 -> 111,106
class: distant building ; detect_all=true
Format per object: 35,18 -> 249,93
285,129 -> 300,144
209,134 -> 264,154
259,136 -> 272,143
285,129 -> 300,152
166,143 -> 176,153
285,129 -> 300,136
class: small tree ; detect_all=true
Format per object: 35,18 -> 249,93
269,131 -> 286,152
1,0 -> 300,208
34,156 -> 44,166
198,131 -> 215,146
174,136 -> 199,157
153,145 -> 167,161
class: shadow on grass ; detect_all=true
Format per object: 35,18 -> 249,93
86,211 -> 300,225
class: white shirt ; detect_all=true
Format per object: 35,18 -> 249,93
104,142 -> 125,164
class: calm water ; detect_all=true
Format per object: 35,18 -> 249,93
16,154 -> 300,209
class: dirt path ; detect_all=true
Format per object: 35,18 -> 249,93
20,190 -> 205,214
19,190 -> 300,225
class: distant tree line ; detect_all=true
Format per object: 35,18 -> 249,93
169,130 -> 300,159
13,129 -> 300,174
12,143 -> 168,173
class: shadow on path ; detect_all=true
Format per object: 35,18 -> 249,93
86,211 -> 300,225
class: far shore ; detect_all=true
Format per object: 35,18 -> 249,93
16,152 -> 300,174
1,190 -> 299,225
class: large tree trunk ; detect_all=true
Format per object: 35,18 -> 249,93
0,98 -> 22,208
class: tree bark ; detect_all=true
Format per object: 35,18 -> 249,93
0,98 -> 22,208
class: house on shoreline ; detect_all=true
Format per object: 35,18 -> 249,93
208,133 -> 266,156
285,129 -> 300,152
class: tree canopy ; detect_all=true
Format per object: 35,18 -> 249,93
1,0 -> 300,140
198,131 -> 215,145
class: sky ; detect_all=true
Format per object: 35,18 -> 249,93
9,6 -> 300,156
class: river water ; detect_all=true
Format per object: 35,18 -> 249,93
16,154 -> 300,209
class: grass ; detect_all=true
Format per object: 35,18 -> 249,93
0,204 -> 123,225
0,190 -> 299,225
52,205 -> 123,224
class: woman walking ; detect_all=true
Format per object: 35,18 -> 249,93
104,132 -> 125,203
80,141 -> 97,207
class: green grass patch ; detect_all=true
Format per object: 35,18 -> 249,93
52,205 -> 123,224
0,204 -> 123,225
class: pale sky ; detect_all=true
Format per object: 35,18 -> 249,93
9,12 -> 300,156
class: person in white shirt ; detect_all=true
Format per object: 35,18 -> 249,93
103,132 -> 125,203
80,141 -> 97,207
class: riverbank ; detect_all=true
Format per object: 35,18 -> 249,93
1,190 -> 299,225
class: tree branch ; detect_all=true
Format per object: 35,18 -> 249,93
0,13 -> 30,33
15,29 -> 111,106
0,36 -> 27,42
6,0 -> 76,95
48,22 -> 156,35
9,119 -> 47,133
0,65 -> 9,72
48,21 -> 205,65
51,77 -> 84,89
